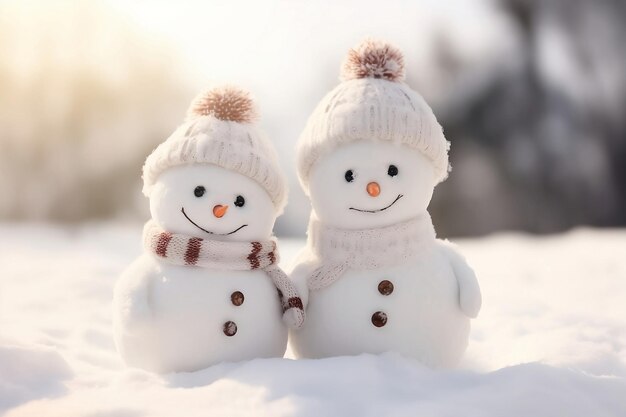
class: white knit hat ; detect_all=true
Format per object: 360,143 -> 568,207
142,85 -> 287,213
296,39 -> 450,194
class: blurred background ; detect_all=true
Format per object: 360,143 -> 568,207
1,0 -> 625,238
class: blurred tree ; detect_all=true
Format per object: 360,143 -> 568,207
430,0 -> 626,236
0,0 -> 190,221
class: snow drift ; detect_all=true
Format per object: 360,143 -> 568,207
0,224 -> 625,415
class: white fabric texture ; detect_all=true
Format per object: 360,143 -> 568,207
142,114 -> 287,213
305,214 -> 436,290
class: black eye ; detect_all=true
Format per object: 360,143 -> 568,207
387,165 -> 399,177
194,186 -> 205,197
344,170 -> 355,183
234,195 -> 245,207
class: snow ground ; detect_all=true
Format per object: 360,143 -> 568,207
0,223 -> 625,416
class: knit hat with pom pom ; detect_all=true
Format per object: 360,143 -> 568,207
142,85 -> 287,212
296,39 -> 450,193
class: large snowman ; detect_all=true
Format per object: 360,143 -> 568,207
113,85 -> 304,373
289,39 -> 481,368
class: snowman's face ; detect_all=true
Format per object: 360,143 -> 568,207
308,141 -> 436,229
149,164 -> 276,241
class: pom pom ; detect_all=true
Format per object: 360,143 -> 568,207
341,39 -> 405,82
186,85 -> 258,123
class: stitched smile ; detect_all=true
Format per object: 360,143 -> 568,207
349,194 -> 403,213
181,207 -> 248,235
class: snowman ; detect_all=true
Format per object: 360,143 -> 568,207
289,40 -> 481,368
113,85 -> 304,373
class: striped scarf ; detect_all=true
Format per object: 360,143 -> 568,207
143,220 -> 304,329
306,214 -> 436,290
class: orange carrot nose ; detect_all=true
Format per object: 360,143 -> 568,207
366,182 -> 381,197
213,205 -> 228,218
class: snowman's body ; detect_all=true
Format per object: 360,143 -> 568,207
114,255 -> 286,373
114,155 -> 294,372
291,138 -> 481,367
290,240 -> 470,367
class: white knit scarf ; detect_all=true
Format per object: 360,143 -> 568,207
143,220 -> 304,329
306,214 -> 436,290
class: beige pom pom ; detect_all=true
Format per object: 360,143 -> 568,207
186,85 -> 258,123
341,39 -> 405,82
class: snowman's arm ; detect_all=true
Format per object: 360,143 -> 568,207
286,249 -> 319,310
437,240 -> 482,318
113,255 -> 155,330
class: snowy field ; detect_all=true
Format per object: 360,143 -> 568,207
0,223 -> 625,416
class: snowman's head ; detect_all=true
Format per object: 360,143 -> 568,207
297,39 -> 450,230
149,164 -> 276,241
142,85 -> 287,241
308,141 -> 437,230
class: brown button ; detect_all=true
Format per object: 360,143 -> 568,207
378,280 -> 394,295
371,311 -> 387,327
231,291 -> 244,306
223,321 -> 237,336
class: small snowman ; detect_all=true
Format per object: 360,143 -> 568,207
113,85 -> 304,373
289,40 -> 481,368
